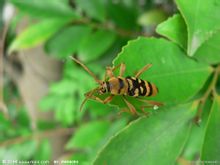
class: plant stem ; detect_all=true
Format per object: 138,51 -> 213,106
0,22 -> 10,118
195,65 -> 220,124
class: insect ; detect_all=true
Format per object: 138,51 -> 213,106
71,56 -> 162,115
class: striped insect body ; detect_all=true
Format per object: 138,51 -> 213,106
71,56 -> 162,114
103,76 -> 158,97
125,76 -> 158,97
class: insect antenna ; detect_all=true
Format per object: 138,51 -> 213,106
80,87 -> 99,111
70,56 -> 102,84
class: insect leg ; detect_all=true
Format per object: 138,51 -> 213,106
81,90 -> 114,111
102,95 -> 114,104
122,96 -> 138,115
136,98 -> 163,107
105,66 -> 114,79
111,63 -> 125,72
135,64 -> 152,78
118,63 -> 126,77
117,108 -> 130,115
140,105 -> 160,117
139,106 -> 152,115
136,98 -> 163,114
104,63 -> 126,80
80,87 -> 99,111
70,56 -> 103,84
86,94 -> 114,104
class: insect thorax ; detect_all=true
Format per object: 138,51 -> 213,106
106,77 -> 128,95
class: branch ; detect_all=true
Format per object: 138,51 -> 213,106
71,18 -> 150,38
0,21 -> 10,118
194,65 -> 220,124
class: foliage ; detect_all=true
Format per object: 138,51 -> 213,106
1,83 -> 51,161
94,103 -> 196,164
2,0 -> 220,164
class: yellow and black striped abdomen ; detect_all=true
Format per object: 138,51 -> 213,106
125,76 -> 158,97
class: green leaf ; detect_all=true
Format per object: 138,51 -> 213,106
45,25 -> 91,58
0,113 -> 12,132
16,141 -> 37,160
175,0 -> 220,56
111,37 -> 212,109
106,1 -> 138,30
90,118 -> 128,163
90,118 -> 128,152
75,0 -> 106,22
49,87 -> 79,125
138,9 -> 168,27
94,103 -> 196,165
87,101 -> 115,118
78,29 -> 116,62
70,153 -> 89,165
201,95 -> 220,161
40,61 -> 99,125
0,141 -> 37,160
181,98 -> 212,160
39,94 -> 60,111
50,79 -> 77,95
194,31 -> 220,64
9,19 -> 69,52
34,139 -> 51,160
156,14 -> 187,50
59,97 -> 75,125
10,0 -> 79,19
66,121 -> 110,149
